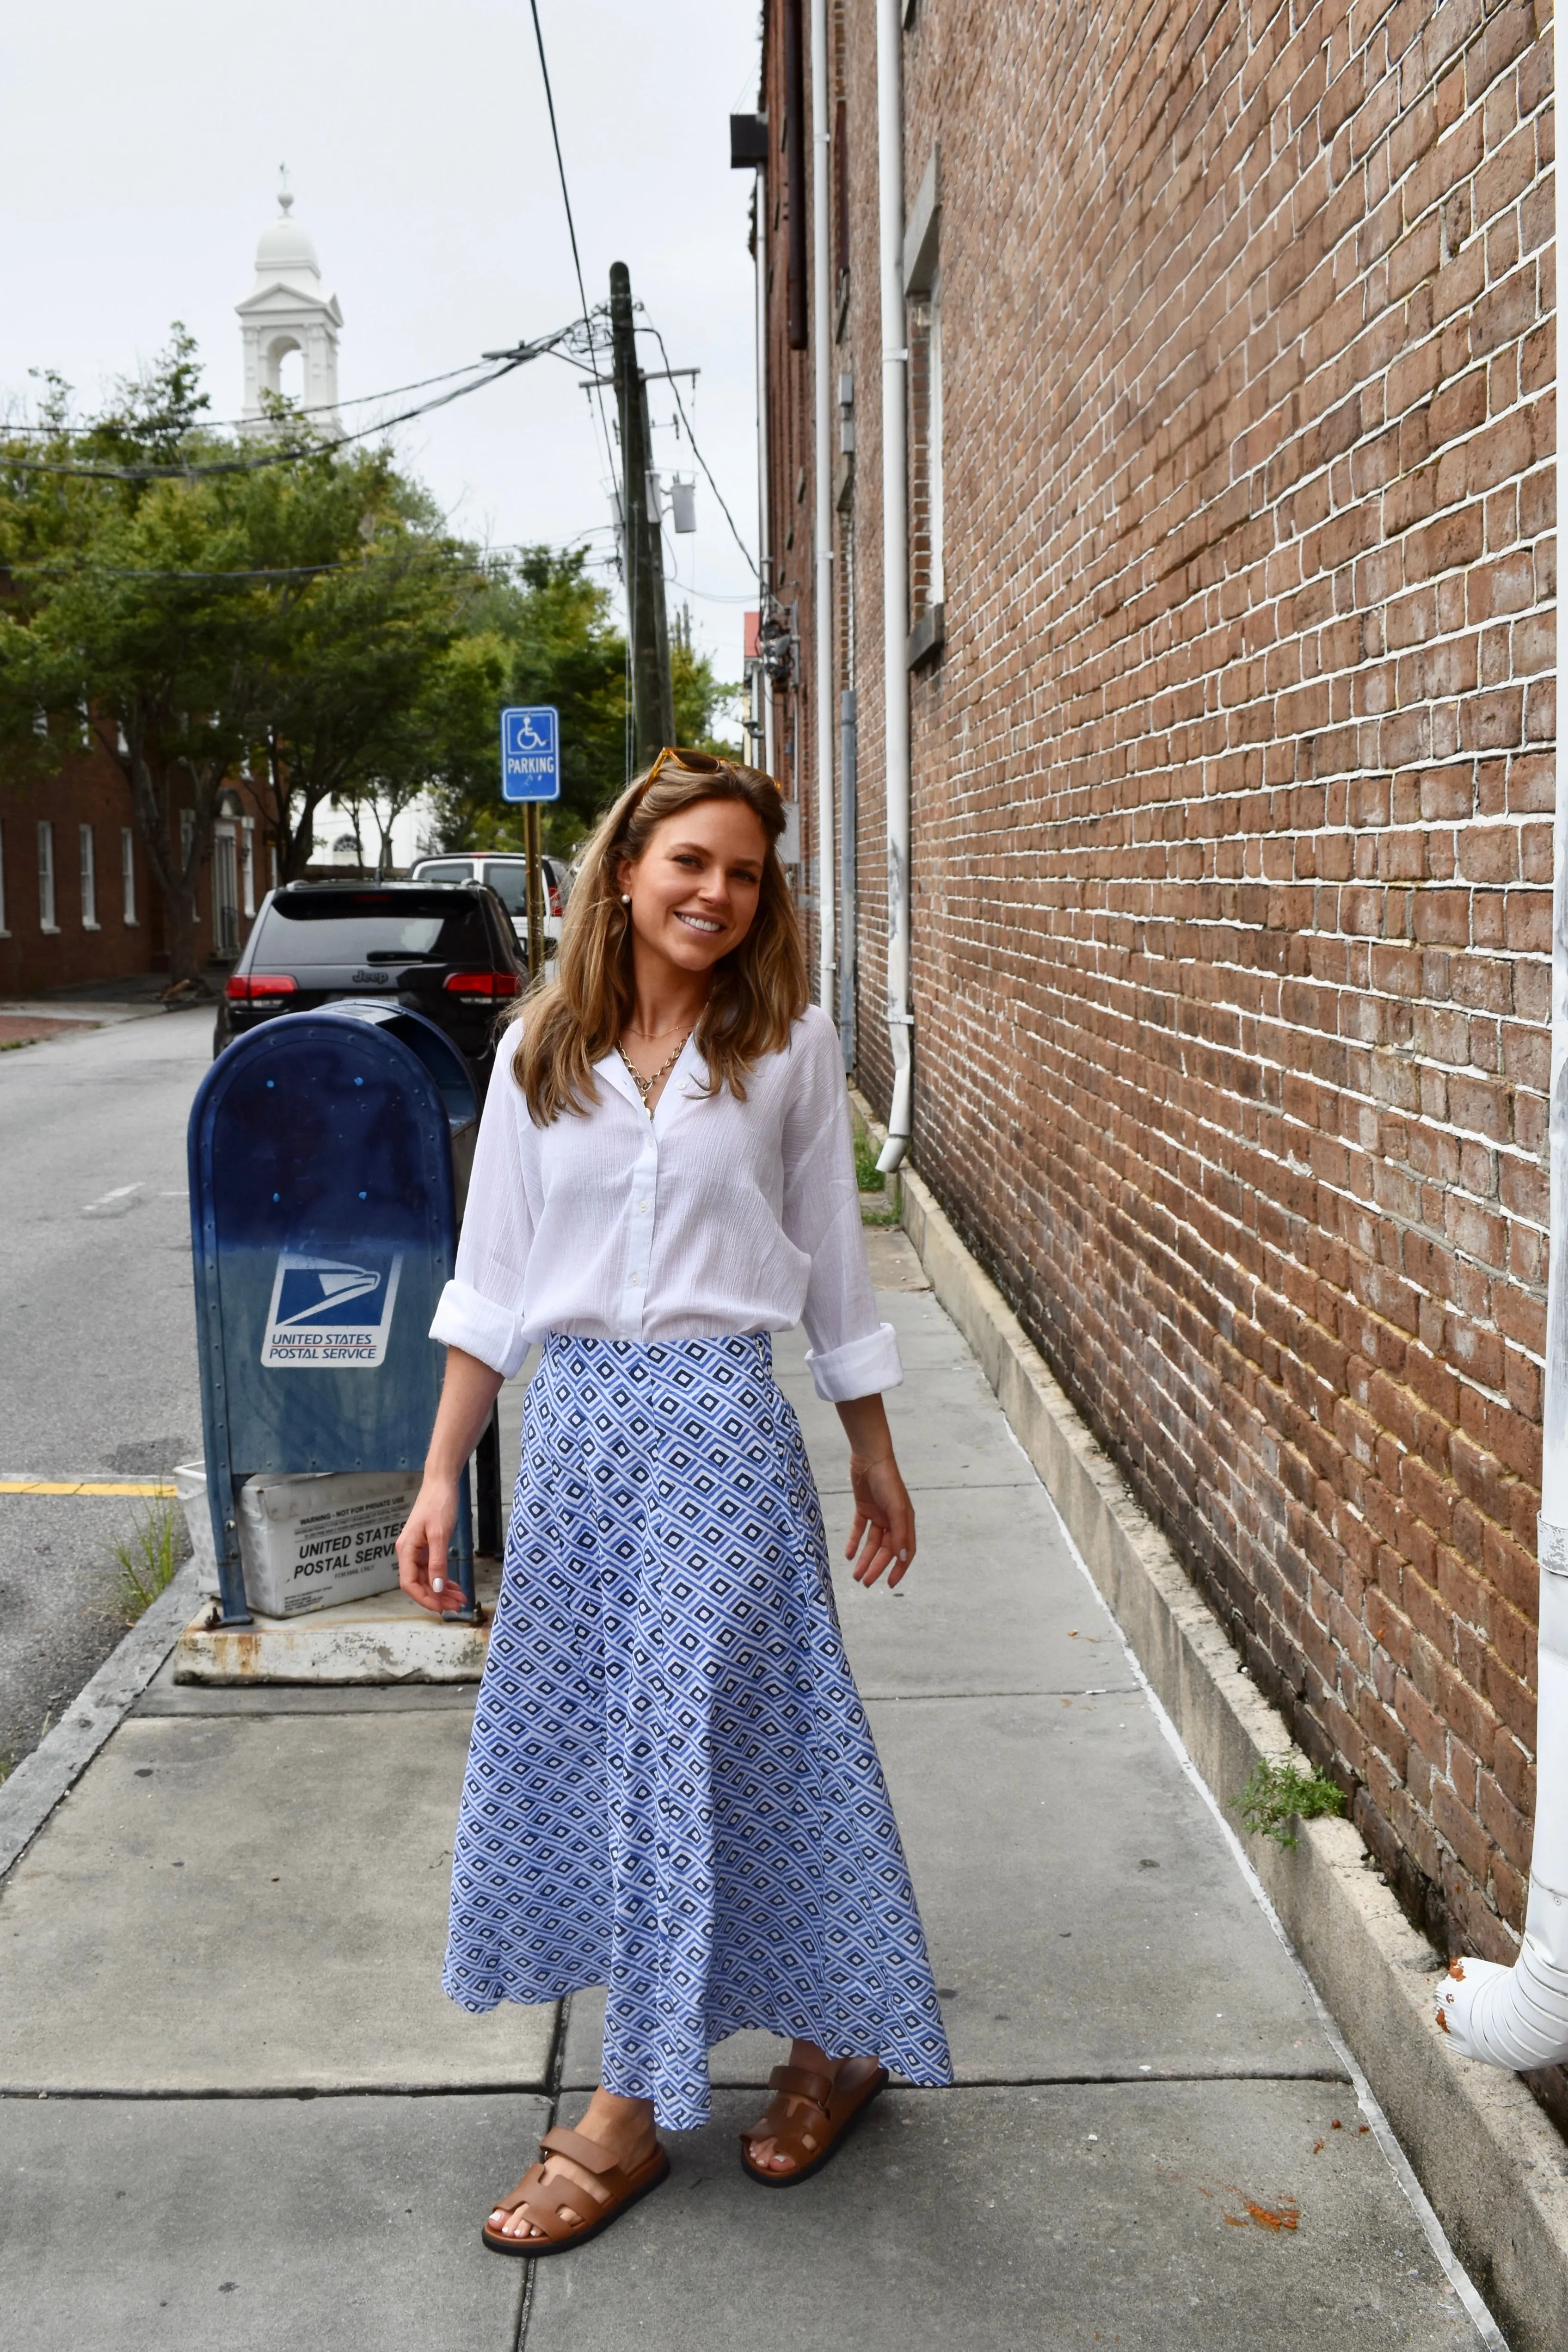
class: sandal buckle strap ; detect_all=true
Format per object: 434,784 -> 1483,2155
767,2062 -> 835,2108
539,2124 -> 625,2180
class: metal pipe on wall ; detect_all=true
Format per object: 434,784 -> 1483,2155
1436,0 -> 1568,2070
784,0 -> 808,350
753,169 -> 775,778
840,687 -> 858,1069
811,0 -> 836,1016
874,0 -> 912,1173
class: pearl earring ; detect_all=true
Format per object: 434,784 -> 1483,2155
621,893 -> 631,905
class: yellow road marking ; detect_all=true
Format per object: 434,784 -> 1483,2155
0,1480 -> 179,1498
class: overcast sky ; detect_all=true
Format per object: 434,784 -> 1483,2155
0,0 -> 764,685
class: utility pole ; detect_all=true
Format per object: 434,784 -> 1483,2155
610,261 -> 676,765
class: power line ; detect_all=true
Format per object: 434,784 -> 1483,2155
0,328 -> 575,482
6,536 -> 622,587
640,318 -> 757,579
7,552 -> 488,585
0,356 -> 511,437
524,0 -> 618,506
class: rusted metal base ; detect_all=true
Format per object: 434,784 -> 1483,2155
173,1563 -> 501,1684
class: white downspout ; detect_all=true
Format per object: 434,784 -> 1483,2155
873,0 -> 912,1174
811,0 -> 836,1017
754,154 -> 775,779
1437,12 -> 1568,2068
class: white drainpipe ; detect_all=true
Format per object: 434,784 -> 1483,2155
1437,12 -> 1568,2068
811,0 -> 836,1016
753,156 -> 775,779
873,0 -> 912,1174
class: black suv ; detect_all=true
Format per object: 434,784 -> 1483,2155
214,881 -> 525,1090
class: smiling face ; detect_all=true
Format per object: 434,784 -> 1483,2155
617,797 -> 770,978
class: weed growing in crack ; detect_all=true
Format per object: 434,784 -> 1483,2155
112,1500 -> 185,1624
1235,1757 -> 1346,1848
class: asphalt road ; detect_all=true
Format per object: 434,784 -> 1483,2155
0,1008 -> 212,1770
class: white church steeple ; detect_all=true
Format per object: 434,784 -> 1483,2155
237,176 -> 343,432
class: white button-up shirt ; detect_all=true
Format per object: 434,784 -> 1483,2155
429,1004 -> 901,1402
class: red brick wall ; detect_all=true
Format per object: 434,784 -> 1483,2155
760,0 -> 827,968
0,743 -> 161,996
770,0 -> 1558,1968
0,738 -> 270,996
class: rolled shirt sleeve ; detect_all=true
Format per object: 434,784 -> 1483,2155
804,1311 -> 904,1402
429,1276 -> 529,1379
428,1037 -> 535,1379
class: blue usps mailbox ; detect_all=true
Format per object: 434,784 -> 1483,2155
500,704 -> 561,802
188,1006 -> 480,1625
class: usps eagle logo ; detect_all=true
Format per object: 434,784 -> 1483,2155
260,1253 -> 403,1368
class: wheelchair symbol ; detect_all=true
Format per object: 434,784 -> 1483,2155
511,711 -> 551,751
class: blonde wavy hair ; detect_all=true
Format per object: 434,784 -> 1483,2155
510,753 -> 808,1124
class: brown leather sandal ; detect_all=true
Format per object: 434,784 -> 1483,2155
481,2124 -> 669,2256
739,2058 -> 890,2187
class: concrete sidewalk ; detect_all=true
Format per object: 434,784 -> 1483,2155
0,1232 -> 1497,2348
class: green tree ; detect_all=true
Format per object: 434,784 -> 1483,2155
670,602 -> 742,757
0,331 -> 484,975
426,546 -> 629,856
0,332 -> 259,982
224,449 -> 480,881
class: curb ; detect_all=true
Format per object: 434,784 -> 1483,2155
895,1158 -> 1568,2352
0,1563 -> 200,1885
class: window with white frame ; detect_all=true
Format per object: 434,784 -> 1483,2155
38,821 -> 57,931
80,825 -> 98,928
904,143 -> 945,668
122,827 -> 138,925
241,818 -> 256,917
926,268 -> 944,605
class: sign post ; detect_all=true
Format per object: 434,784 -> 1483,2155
499,705 -> 561,981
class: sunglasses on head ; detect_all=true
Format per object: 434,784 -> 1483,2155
643,745 -> 739,788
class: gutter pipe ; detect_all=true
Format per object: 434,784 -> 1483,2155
874,0 -> 912,1174
811,0 -> 836,1016
753,162 -> 775,777
1437,5 -> 1568,2068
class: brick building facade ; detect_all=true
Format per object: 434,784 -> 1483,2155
756,0 -> 1557,1976
0,738 -> 270,998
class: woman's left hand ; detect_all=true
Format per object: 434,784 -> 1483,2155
845,1451 -> 916,1589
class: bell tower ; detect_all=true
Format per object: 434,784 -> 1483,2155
237,178 -> 343,433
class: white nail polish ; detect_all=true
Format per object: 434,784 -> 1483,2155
432,1576 -> 444,1591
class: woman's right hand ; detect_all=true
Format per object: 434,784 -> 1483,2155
397,1346 -> 506,1615
397,1477 -> 467,1615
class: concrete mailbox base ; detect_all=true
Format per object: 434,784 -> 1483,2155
173,1564 -> 501,1684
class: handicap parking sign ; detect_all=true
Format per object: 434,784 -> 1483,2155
500,706 -> 561,802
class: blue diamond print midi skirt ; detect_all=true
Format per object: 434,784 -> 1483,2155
443,1331 -> 953,2129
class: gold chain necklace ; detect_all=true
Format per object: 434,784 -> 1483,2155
616,1029 -> 692,1113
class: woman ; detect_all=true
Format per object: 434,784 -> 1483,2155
397,749 -> 951,2255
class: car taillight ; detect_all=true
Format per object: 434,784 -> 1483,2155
443,971 -> 522,998
547,881 -> 562,917
227,974 -> 298,1000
